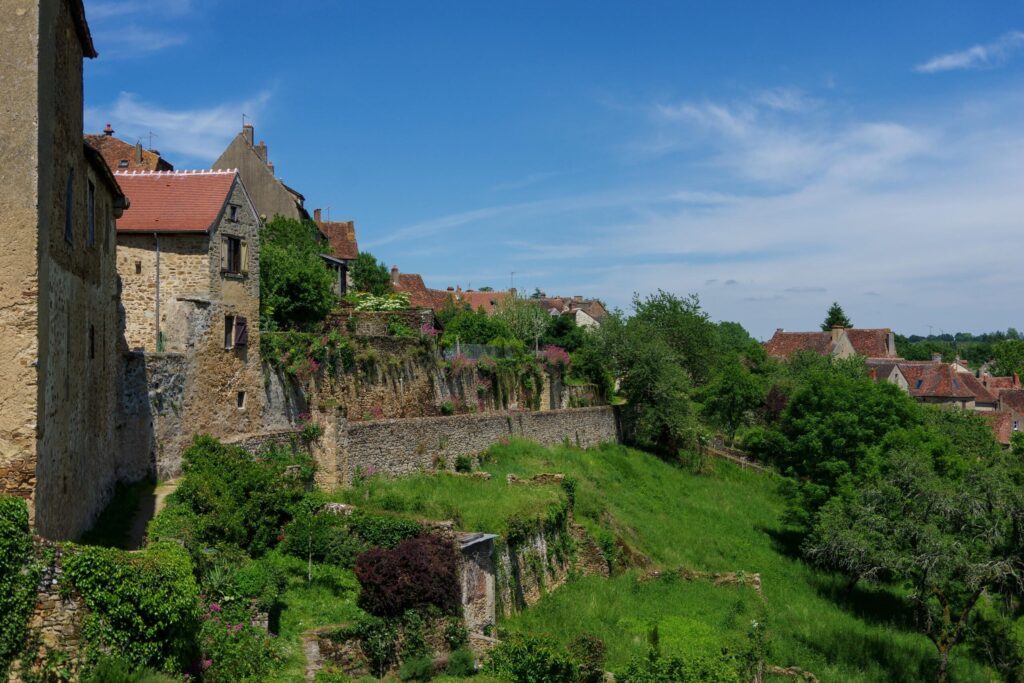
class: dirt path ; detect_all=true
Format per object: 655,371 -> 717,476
125,478 -> 180,549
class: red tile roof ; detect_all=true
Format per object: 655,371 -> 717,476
899,363 -> 977,400
114,170 -> 238,233
958,372 -> 998,404
982,410 -> 1013,446
844,329 -> 892,357
999,389 -> 1024,413
85,133 -> 174,172
764,331 -> 834,357
393,274 -> 452,311
317,220 -> 359,260
458,290 -> 511,314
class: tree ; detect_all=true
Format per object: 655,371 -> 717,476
699,361 -> 765,438
991,339 -> 1024,378
541,314 -> 586,353
495,295 -> 551,350
631,291 -> 720,386
439,308 -> 510,348
821,301 -> 852,331
260,216 -> 336,330
351,251 -> 392,295
806,440 -> 1024,683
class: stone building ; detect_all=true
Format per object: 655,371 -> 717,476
84,124 -> 174,172
0,0 -> 130,539
212,123 -> 307,221
313,208 -> 358,296
764,325 -> 898,360
114,169 -> 264,476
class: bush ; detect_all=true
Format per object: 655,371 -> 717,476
618,649 -> 741,683
569,633 -> 607,683
330,615 -> 398,678
260,216 -> 337,331
355,535 -> 460,617
63,542 -> 200,672
485,633 -> 579,683
79,656 -> 177,683
446,647 -> 476,677
0,496 -> 37,678
230,554 -> 288,613
398,655 -> 434,681
352,252 -> 393,295
440,400 -> 455,416
198,604 -> 282,682
454,455 -> 473,473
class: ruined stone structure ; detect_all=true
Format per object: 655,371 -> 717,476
114,170 -> 264,478
0,0 -> 130,538
212,124 -> 307,221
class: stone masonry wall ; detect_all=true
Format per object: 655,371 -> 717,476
314,406 -> 619,488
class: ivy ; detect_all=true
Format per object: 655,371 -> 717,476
260,329 -> 354,380
62,542 -> 200,672
0,496 -> 38,678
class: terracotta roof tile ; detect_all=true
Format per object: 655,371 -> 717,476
982,410 -> 1014,445
114,170 -> 237,233
85,134 -> 174,172
899,363 -> 977,400
764,331 -> 833,357
844,329 -> 892,357
317,220 -> 359,260
999,389 -> 1024,413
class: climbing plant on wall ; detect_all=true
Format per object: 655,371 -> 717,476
0,496 -> 38,678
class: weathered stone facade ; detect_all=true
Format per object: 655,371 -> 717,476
114,174 -> 265,478
311,406 -> 620,488
0,0 -> 128,538
212,124 -> 307,221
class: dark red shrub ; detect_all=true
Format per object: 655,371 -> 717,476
354,534 -> 460,617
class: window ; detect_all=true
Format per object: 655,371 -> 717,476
223,236 -> 243,274
229,205 -> 239,221
64,169 -> 74,243
89,324 -> 95,360
224,315 -> 248,349
237,391 -> 247,409
135,260 -> 142,275
87,180 -> 96,246
1015,420 -> 1020,432
118,159 -> 129,168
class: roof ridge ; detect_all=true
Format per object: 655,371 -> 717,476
113,169 -> 238,177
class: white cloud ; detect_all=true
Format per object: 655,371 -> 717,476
85,91 -> 271,163
86,0 -> 196,57
915,31 -> 1024,73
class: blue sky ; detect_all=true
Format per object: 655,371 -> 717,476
83,1 -> 1024,338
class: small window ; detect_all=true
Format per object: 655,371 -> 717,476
89,324 -> 95,360
915,379 -> 924,390
64,169 -> 74,243
118,159 -> 129,168
224,315 -> 248,349
224,315 -> 235,349
1015,420 -> 1020,432
229,205 -> 239,222
237,391 -> 247,409
87,180 -> 96,246
135,260 -> 142,275
225,236 -> 242,274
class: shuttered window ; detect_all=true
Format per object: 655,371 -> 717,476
234,316 -> 248,347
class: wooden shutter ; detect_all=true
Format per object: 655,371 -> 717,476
240,239 -> 249,274
234,316 -> 248,347
220,236 -> 228,271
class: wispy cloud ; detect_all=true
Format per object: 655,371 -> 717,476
85,91 -> 271,162
490,171 -> 560,193
87,0 -> 196,58
88,0 -> 194,20
915,31 -> 1024,73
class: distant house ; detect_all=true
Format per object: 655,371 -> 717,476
313,208 -> 358,296
84,124 -> 174,172
765,326 -> 897,359
212,124 -> 307,221
390,266 -> 452,311
114,169 -> 264,459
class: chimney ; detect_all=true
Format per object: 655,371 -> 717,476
268,161 -> 275,176
390,265 -> 399,286
103,123 -> 114,136
255,141 -> 268,163
242,123 -> 254,146
931,352 -> 942,363
509,287 -> 517,297
134,141 -> 143,164
314,208 -> 322,222
776,328 -> 784,334
830,325 -> 843,343
573,295 -> 583,303
447,286 -> 454,292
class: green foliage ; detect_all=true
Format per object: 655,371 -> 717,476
260,216 -> 337,331
495,295 -> 551,349
618,649 -> 741,683
164,436 -> 314,558
63,542 -> 200,672
440,307 -> 511,347
440,400 -> 455,416
0,496 -> 37,678
698,361 -> 765,438
352,251 -> 393,295
79,656 -> 177,683
541,314 -> 586,353
331,615 -> 398,678
198,606 -> 282,682
485,633 -> 579,683
399,655 -> 434,681
991,339 -> 1024,377
568,633 -> 607,683
569,340 -> 615,401
820,301 -> 852,331
454,455 -> 473,473
260,329 -> 354,379
446,647 -> 476,677
352,291 -> 411,311
388,315 -> 418,337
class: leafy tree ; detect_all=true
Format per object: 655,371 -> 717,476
351,251 -> 393,295
991,339 -> 1024,377
821,301 -> 852,331
478,286 -> 494,292
542,313 -> 586,353
495,295 -> 551,350
806,440 -> 1024,683
631,291 -> 720,386
260,216 -> 336,330
699,361 -> 766,438
439,307 -> 511,347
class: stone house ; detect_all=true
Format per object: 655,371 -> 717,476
0,0 -> 132,539
114,169 -> 264,476
84,124 -> 174,172
313,208 -> 358,296
765,326 -> 898,359
212,123 -> 307,221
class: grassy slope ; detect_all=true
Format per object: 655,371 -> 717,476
344,439 -> 991,682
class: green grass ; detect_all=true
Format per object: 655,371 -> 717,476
344,439 -> 995,682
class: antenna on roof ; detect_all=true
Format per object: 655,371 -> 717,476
510,271 -> 516,290
147,131 -> 157,149
242,112 -> 248,128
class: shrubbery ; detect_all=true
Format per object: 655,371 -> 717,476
197,600 -> 281,682
618,649 -> 741,683
0,496 -> 37,678
355,535 -> 460,617
486,633 -> 581,683
260,216 -> 337,331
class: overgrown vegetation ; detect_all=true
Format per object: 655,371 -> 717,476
351,251 -> 393,296
0,497 -> 38,678
260,216 -> 338,331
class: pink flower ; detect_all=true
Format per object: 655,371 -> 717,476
420,322 -> 440,338
202,659 -> 213,670
209,603 -> 221,613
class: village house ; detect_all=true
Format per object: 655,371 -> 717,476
114,169 -> 264,475
314,208 -> 358,296
84,124 -> 174,172
764,325 -> 898,360
0,0 -> 131,539
212,123 -> 308,221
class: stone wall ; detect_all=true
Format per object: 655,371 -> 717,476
116,352 -> 188,480
496,527 -> 574,617
314,406 -> 619,488
326,309 -> 432,338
